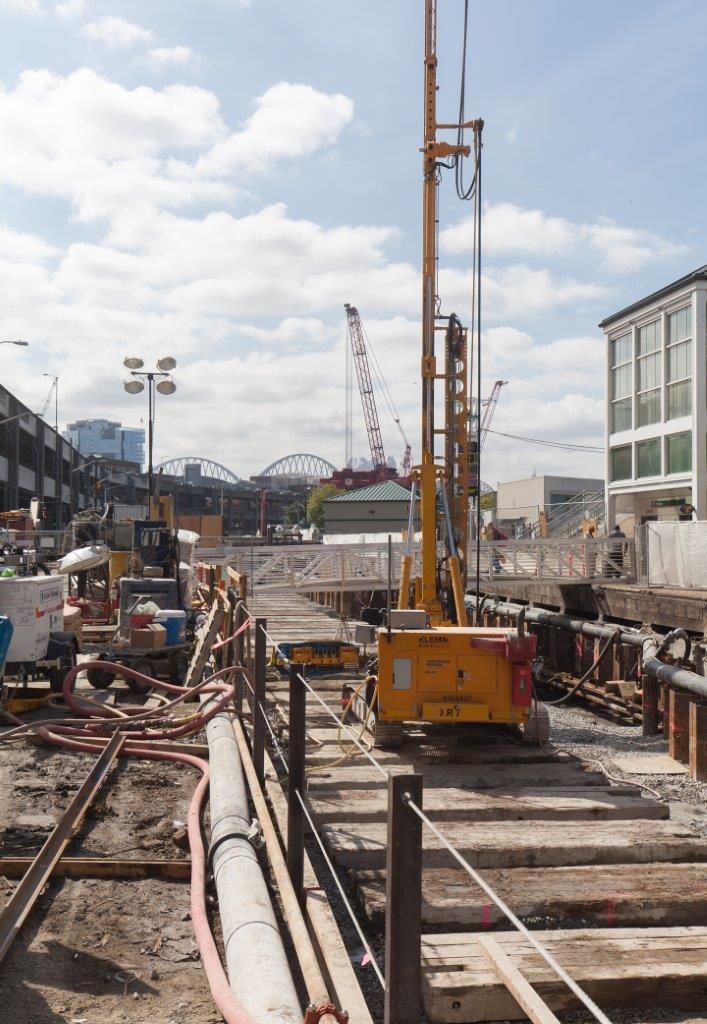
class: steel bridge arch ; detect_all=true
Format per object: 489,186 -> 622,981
259,454 -> 337,480
156,457 -> 241,484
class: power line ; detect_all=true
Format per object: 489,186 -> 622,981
487,428 -> 604,452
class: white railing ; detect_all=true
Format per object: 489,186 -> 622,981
218,535 -> 634,592
469,536 -> 634,583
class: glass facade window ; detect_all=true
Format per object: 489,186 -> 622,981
612,398 -> 631,432
668,305 -> 692,343
635,319 -> 661,427
637,320 -> 660,354
667,380 -> 691,419
637,389 -> 661,427
611,333 -> 631,365
666,431 -> 692,475
636,438 -> 661,478
610,331 -> 632,433
610,445 -> 632,481
665,304 -> 692,421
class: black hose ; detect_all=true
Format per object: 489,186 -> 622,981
540,628 -> 620,706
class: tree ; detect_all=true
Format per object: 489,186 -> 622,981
306,483 -> 344,530
283,502 -> 303,525
480,491 -> 496,513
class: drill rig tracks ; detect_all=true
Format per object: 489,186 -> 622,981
266,673 -> 707,1023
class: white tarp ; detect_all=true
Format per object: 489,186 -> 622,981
646,522 -> 707,588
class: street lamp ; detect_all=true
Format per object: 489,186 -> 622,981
122,356 -> 177,503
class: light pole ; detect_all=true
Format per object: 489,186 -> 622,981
42,373 -> 60,529
122,357 -> 177,506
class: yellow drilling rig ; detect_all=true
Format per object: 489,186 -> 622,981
352,0 -> 544,748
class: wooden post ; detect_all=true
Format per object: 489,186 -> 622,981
385,772 -> 423,1024
642,674 -> 660,736
253,616 -> 267,786
689,700 -> 707,781
668,688 -> 691,764
287,662 -> 306,906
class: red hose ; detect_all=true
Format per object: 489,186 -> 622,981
35,725 -> 260,1024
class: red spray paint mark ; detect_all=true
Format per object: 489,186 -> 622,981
481,904 -> 491,929
606,897 -> 616,926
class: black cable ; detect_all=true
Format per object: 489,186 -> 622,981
487,428 -> 604,452
541,629 -> 619,706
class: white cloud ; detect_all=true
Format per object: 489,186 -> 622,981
442,201 -> 688,274
0,67 -> 609,479
81,15 -> 153,47
440,264 -> 609,321
238,317 -> 331,345
55,0 -> 86,16
0,71 -> 354,224
0,0 -> 41,11
145,46 -> 196,70
197,82 -> 354,175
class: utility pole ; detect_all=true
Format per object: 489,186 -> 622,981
42,374 -> 60,530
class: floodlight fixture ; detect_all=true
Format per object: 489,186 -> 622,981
156,356 -> 177,372
123,356 -> 144,370
123,378 -> 145,395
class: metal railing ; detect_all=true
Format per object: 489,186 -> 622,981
470,536 -> 634,583
512,490 -> 606,540
222,536 -> 634,591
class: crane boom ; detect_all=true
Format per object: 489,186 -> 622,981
479,379 -> 507,449
344,302 -> 387,472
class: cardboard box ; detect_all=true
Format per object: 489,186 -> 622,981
130,623 -> 167,650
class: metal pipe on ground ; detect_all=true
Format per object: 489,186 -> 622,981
475,598 -> 707,702
204,701 -> 302,1024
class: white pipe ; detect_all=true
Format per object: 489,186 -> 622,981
204,704 -> 302,1024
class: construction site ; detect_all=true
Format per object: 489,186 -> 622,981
0,2 -> 706,1024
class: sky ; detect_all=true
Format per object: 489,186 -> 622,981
0,0 -> 704,486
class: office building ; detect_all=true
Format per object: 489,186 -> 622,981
63,419 -> 145,469
600,266 -> 706,528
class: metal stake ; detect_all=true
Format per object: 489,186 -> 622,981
253,616 -> 267,786
287,661 -> 306,905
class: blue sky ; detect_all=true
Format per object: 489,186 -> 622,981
0,0 -> 703,484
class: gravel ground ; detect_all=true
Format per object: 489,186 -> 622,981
545,701 -> 707,835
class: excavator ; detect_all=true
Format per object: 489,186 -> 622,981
351,0 -> 546,748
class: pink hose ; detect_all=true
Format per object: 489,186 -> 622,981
35,725 -> 260,1024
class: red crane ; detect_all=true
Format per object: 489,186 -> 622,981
344,303 -> 386,472
344,303 -> 412,481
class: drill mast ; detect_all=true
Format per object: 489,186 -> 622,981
414,0 -> 479,623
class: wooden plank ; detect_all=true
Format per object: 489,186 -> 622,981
355,862 -> 707,930
323,819 -> 707,871
422,927 -> 707,1022
306,739 -> 570,768
306,785 -> 664,824
261,750 -> 374,1024
0,857 -> 190,880
307,762 -> 609,792
477,935 -> 561,1024
185,600 -> 224,688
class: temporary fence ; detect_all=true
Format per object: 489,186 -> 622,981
635,521 -> 707,588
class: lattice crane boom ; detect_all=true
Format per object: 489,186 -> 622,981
479,379 -> 507,449
344,303 -> 387,471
